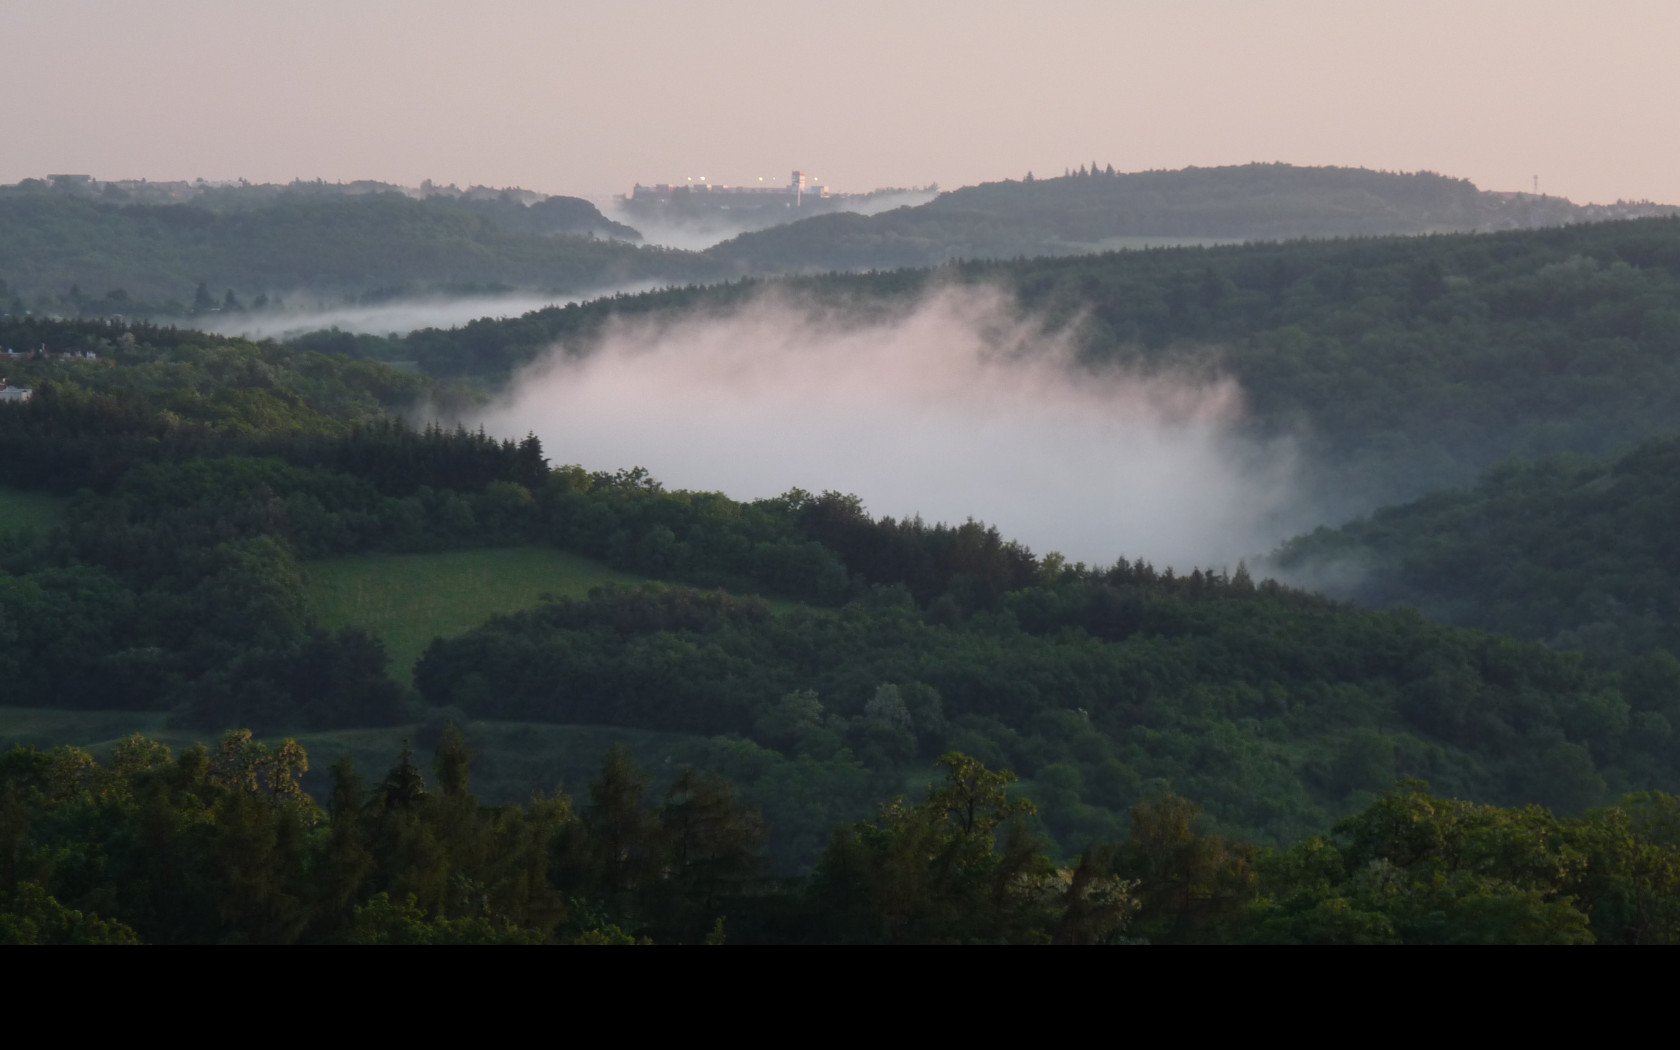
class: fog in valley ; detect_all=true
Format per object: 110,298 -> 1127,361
198,283 -> 669,341
472,288 -> 1309,570
604,189 -> 939,251
597,208 -> 749,252
845,189 -> 942,214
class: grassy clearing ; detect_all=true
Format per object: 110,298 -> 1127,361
0,487 -> 66,533
304,545 -> 643,678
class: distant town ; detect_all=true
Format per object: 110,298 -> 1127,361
620,170 -> 843,221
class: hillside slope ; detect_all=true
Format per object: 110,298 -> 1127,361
1272,435 -> 1680,670
706,163 -> 1678,272
0,184 -> 713,308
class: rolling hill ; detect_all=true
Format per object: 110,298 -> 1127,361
0,180 -> 717,309
1271,434 -> 1680,672
705,163 -> 1679,272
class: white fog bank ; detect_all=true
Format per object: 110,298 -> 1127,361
473,288 -> 1308,570
197,283 -> 669,341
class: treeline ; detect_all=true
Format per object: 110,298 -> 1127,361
0,736 -> 1124,945
5,735 -> 1678,944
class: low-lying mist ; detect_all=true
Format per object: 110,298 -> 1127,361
197,283 -> 669,341
472,288 -> 1311,570
606,190 -> 939,251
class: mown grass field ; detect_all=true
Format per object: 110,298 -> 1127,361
304,545 -> 644,678
0,486 -> 65,533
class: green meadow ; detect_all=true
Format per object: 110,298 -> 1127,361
304,545 -> 643,679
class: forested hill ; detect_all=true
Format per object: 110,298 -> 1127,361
6,316 -> 1679,871
332,216 -> 1680,514
0,182 -> 718,310
705,164 -> 1679,272
108,178 -> 645,241
8,166 -> 1674,320
1273,434 -> 1680,674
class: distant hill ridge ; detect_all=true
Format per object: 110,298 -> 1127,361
0,178 -> 715,308
0,174 -> 641,240
932,163 -> 1485,236
3,164 -> 1675,313
705,163 -> 1680,272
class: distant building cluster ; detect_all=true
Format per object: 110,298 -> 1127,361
1476,190 -> 1679,230
0,344 -> 105,403
40,174 -> 218,202
1,345 -> 98,361
624,170 -> 836,213
417,180 -> 541,203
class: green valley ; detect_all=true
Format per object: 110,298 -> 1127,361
6,209 -> 1680,943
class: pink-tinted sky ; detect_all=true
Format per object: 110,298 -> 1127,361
3,0 -> 1676,204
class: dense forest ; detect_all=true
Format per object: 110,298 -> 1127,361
4,315 -> 1680,893
1274,434 -> 1680,670
8,734 -> 1680,943
7,204 -> 1680,942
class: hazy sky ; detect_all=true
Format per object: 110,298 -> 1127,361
3,0 -> 1676,204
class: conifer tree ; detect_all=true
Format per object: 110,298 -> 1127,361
377,743 -> 426,811
434,727 -> 473,800
586,746 -> 662,897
